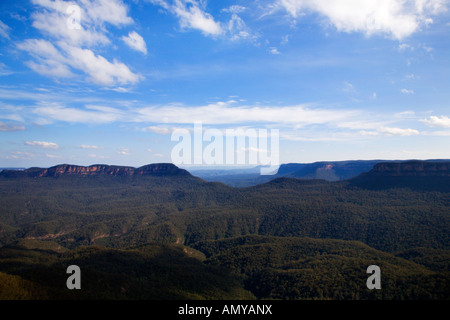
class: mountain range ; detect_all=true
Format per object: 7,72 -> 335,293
188,159 -> 450,187
0,163 -> 190,178
0,160 -> 449,300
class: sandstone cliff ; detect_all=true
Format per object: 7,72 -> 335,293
0,163 -> 191,177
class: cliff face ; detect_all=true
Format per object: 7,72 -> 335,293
42,164 -> 136,177
275,160 -> 382,181
368,161 -> 450,177
0,163 -> 191,178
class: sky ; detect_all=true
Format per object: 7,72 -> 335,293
0,0 -> 449,169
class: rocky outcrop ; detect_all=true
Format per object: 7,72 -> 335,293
367,161 -> 450,177
0,163 -> 191,178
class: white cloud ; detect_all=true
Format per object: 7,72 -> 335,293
401,88 -> 415,94
79,0 -> 134,26
358,130 -> 379,136
16,39 -> 74,78
135,101 -> 360,127
0,20 -> 11,39
111,87 -> 132,93
29,0 -> 133,47
398,43 -> 413,51
226,13 -> 259,42
79,144 -> 101,149
122,31 -> 147,54
421,115 -> 450,128
394,110 -> 416,118
152,1 -> 258,42
145,126 -> 174,135
379,126 -> 420,136
17,0 -> 142,86
30,6 -> 109,47
25,140 -> 59,149
58,44 -> 142,85
222,5 -> 247,14
117,147 -> 130,155
172,0 -> 222,36
269,47 -> 281,54
277,0 -> 448,40
33,103 -> 124,124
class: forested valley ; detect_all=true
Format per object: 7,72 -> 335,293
0,162 -> 448,300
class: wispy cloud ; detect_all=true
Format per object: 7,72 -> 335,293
0,122 -> 26,132
8,151 -> 35,160
117,147 -> 130,155
144,126 -> 176,135
401,88 -> 415,94
8,95 -> 427,143
343,81 -> 357,94
78,144 -> 101,149
134,101 -> 360,126
25,140 -> 59,149
46,153 -> 62,159
166,0 -> 223,36
33,102 -> 124,124
0,20 -> 11,39
151,0 -> 258,42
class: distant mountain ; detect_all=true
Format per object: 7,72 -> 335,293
276,160 -> 382,181
0,163 -> 191,178
0,167 -> 26,172
348,160 -> 450,191
188,159 -> 450,187
362,160 -> 450,177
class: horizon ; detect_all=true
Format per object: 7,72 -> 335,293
1,0 -> 450,168
2,158 -> 450,172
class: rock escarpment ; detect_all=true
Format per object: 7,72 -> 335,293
0,163 -> 191,177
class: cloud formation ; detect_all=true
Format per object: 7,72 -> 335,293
25,140 -> 59,149
17,0 -> 142,86
122,31 -> 148,54
401,88 -> 415,94
172,0 -> 222,36
276,0 -> 447,40
422,115 -> 450,128
151,0 -> 258,41
379,126 -> 420,136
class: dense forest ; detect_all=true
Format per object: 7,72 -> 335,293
0,162 -> 449,300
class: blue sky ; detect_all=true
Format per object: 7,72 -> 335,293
0,0 -> 449,168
